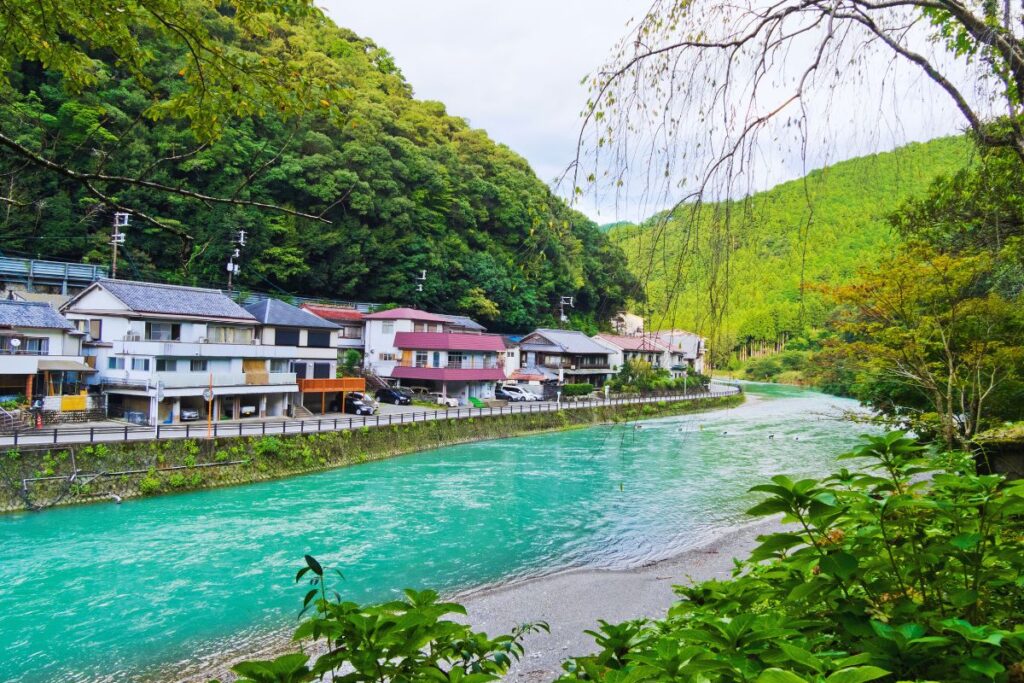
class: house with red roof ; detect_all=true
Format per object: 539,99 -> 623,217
363,307 -> 504,404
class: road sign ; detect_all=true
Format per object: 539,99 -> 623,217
202,388 -> 214,402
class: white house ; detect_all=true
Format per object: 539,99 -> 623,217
0,300 -> 95,418
300,302 -> 365,355
61,279 -> 302,425
655,330 -> 707,375
243,298 -> 368,414
591,334 -> 671,373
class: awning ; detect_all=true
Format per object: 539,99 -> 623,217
37,359 -> 97,373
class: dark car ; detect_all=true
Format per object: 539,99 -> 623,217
376,386 -> 412,405
343,394 -> 377,416
494,386 -> 515,402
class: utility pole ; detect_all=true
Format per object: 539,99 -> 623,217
226,229 -> 246,293
558,296 -> 574,327
111,212 -> 129,279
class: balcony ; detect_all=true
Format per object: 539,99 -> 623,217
398,358 -> 500,370
103,372 -> 297,391
297,377 -> 366,393
110,338 -> 333,360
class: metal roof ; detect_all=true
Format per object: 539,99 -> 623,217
524,329 -> 612,355
363,307 -> 451,323
300,303 -> 364,322
245,298 -> 340,329
94,279 -> 255,321
593,334 -> 669,352
440,314 -> 486,332
393,332 -> 505,352
0,300 -> 74,330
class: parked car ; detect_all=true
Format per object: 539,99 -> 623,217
430,392 -> 459,408
500,385 -> 539,402
494,386 -> 515,402
343,394 -> 377,416
376,386 -> 412,405
405,386 -> 431,399
180,408 -> 200,421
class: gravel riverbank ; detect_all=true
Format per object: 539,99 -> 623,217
456,516 -> 783,682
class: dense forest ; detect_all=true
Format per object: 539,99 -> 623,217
609,136 -> 972,356
0,7 -> 637,332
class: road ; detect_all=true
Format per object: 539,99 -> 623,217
2,386 -> 740,448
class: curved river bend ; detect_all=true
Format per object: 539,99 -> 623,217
0,384 -> 868,682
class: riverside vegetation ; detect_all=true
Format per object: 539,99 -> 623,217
223,432 -> 1024,683
0,395 -> 740,512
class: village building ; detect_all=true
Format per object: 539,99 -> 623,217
244,298 -> 362,415
299,302 -> 365,355
61,279 -> 304,425
363,307 -> 502,403
655,330 -> 707,376
0,300 -> 96,422
591,333 -> 671,373
518,329 -> 614,385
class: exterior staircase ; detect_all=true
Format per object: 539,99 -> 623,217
0,407 -> 31,434
358,368 -> 390,392
292,404 -> 314,419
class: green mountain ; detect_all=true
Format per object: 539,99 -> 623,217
0,10 -> 636,332
609,136 -> 973,353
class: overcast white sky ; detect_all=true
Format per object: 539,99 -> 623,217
321,1 -> 645,222
320,2 -> 968,223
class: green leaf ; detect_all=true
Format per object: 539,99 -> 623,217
304,555 -> 323,577
824,666 -> 890,683
756,669 -> 809,683
819,552 -> 858,580
778,642 -> 824,673
950,533 -> 982,550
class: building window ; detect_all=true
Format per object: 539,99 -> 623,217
343,326 -> 361,339
190,359 -> 208,372
145,322 -> 180,341
313,363 -> 331,379
291,362 -> 307,379
378,352 -> 396,361
447,351 -> 464,368
415,351 -> 428,367
131,358 -> 150,372
207,325 -> 253,344
413,322 -> 427,333
307,330 -> 331,348
275,328 -> 300,346
155,359 -> 176,372
506,350 -> 516,358
108,357 -> 125,370
381,321 -> 394,335
22,337 -> 48,354
270,360 -> 289,373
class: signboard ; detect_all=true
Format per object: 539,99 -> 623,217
202,388 -> 214,402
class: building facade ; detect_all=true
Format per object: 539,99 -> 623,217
518,329 -> 614,385
62,280 -> 301,425
0,300 -> 95,418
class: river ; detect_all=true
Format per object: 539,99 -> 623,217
0,383 -> 869,682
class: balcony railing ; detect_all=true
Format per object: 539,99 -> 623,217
0,348 -> 48,356
297,377 -> 366,393
398,358 -> 500,370
104,372 -> 298,391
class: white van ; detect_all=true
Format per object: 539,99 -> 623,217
501,385 -> 540,402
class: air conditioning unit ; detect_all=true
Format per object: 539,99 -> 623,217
124,333 -> 141,342
251,339 -> 261,345
197,337 -> 209,344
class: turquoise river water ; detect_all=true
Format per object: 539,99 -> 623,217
0,384 -> 871,682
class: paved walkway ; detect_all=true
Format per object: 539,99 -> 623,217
2,386 -> 740,448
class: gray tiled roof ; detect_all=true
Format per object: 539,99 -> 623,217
98,279 -> 255,321
0,300 -> 74,330
441,314 -> 486,332
527,329 -> 612,355
245,298 -> 340,329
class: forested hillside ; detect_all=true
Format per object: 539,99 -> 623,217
609,136 -> 973,355
0,7 -> 636,332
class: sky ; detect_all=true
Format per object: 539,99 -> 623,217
321,1 -> 645,222
321,2 -> 969,224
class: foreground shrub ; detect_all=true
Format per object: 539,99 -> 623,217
217,555 -> 547,683
559,432 -> 1024,682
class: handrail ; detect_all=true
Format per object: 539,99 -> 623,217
2,384 -> 740,446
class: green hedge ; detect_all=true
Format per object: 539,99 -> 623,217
562,383 -> 594,397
